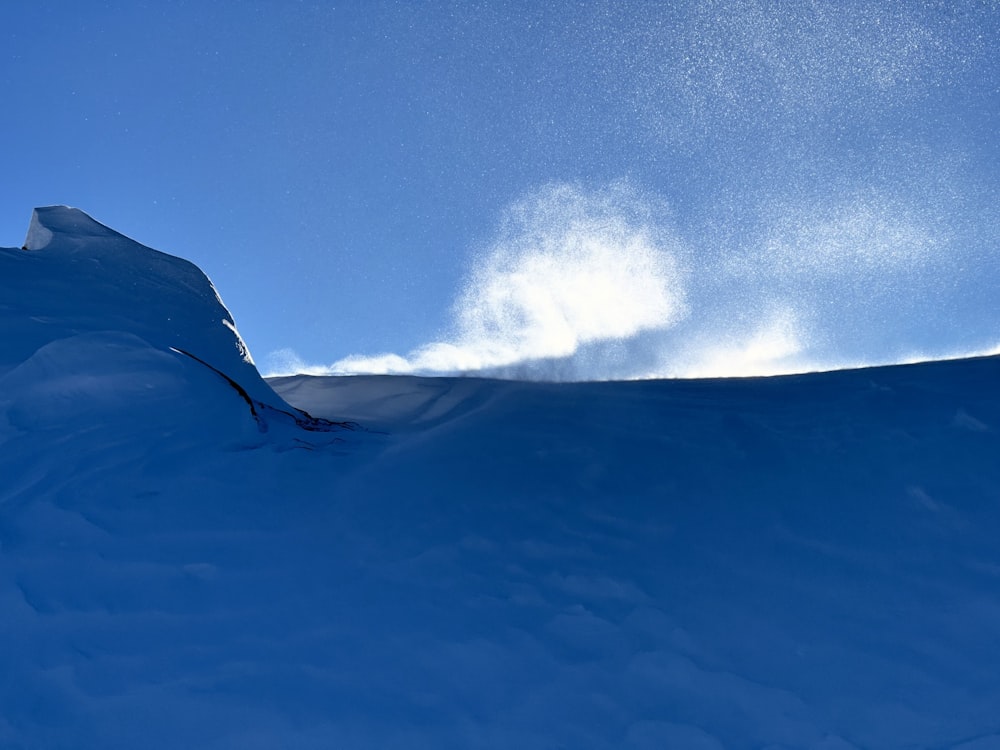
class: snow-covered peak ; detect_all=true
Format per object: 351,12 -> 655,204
22,205 -> 121,250
22,207 -> 56,250
2,206 -> 289,413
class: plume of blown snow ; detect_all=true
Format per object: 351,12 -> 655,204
330,182 -> 689,378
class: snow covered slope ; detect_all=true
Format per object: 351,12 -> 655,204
2,209 -> 1000,749
268,364 -> 1000,748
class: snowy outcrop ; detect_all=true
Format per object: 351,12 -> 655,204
1,206 -> 338,434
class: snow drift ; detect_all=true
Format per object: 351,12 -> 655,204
2,208 -> 1000,749
5,206 -> 273,400
1,206 -> 347,442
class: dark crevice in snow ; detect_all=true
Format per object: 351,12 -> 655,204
169,346 -> 360,435
169,346 -> 264,427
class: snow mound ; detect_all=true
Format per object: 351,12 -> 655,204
1,206 -> 327,430
6,207 -> 264,396
0,331 -> 261,444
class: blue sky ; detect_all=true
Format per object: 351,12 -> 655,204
2,1 -> 998,379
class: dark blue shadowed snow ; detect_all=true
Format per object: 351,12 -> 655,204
2,207 -> 1000,748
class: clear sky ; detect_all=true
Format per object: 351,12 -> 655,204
2,1 -> 998,379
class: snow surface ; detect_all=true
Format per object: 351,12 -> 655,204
3,208 -> 1000,749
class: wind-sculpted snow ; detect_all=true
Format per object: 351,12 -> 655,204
3,209 -> 1000,748
0,206 -> 351,442
4,206 -> 276,407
